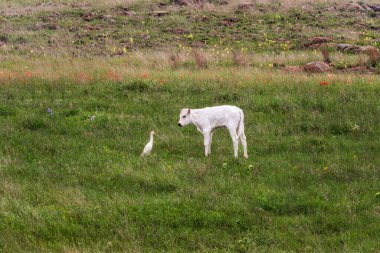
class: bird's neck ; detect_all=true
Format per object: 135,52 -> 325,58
150,134 -> 154,142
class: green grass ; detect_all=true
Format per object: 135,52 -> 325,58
0,73 -> 379,252
1,1 -> 379,251
1,0 -> 379,57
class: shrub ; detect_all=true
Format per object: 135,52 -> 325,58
320,45 -> 331,64
232,51 -> 248,66
366,47 -> 380,67
368,11 -> 377,18
15,36 -> 28,44
0,105 -> 15,116
22,117 -> 49,131
119,80 -> 151,93
169,53 -> 182,68
192,49 -> 207,68
0,34 -> 8,43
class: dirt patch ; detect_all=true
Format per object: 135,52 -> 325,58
303,37 -> 332,48
164,27 -> 190,35
150,11 -> 169,17
173,0 -> 205,6
219,17 -> 239,26
281,66 -> 303,73
114,7 -> 137,16
236,3 -> 254,13
84,25 -> 101,31
326,2 -> 380,16
339,66 -> 375,74
82,12 -> 97,21
0,3 -> 70,17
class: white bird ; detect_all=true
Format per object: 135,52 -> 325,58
141,131 -> 155,157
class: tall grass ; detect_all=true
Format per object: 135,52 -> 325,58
169,53 -> 182,68
320,45 -> 331,64
0,50 -> 371,82
232,51 -> 249,67
364,47 -> 380,67
192,49 -> 208,68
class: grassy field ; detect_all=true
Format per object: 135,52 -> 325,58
1,0 -> 380,252
0,69 -> 379,252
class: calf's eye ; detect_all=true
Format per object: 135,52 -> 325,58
182,116 -> 186,118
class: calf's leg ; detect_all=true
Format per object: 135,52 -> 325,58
203,131 -> 211,157
228,127 -> 239,158
208,132 -> 213,155
240,132 -> 248,158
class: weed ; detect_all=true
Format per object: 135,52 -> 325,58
169,53 -> 182,68
192,49 -> 208,68
22,116 -> 49,131
0,105 -> 15,116
119,79 -> 151,93
232,51 -> 248,66
320,45 -> 331,64
365,47 -> 380,67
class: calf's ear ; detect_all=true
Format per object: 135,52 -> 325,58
188,109 -> 191,114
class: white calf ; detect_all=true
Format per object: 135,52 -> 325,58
178,105 -> 248,158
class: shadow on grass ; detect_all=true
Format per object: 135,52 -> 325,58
81,172 -> 177,195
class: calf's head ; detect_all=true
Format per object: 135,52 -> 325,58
178,109 -> 191,127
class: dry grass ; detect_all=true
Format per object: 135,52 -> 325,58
0,49 -> 374,84
232,51 -> 249,67
0,178 -> 22,198
364,47 -> 380,67
320,45 -> 331,64
169,53 -> 183,68
192,49 -> 208,68
0,0 -> 143,8
200,0 -> 380,13
0,54 -> 371,88
5,0 -> 379,13
256,0 -> 380,6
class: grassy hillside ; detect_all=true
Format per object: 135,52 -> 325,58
0,71 -> 379,252
0,0 -> 379,57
